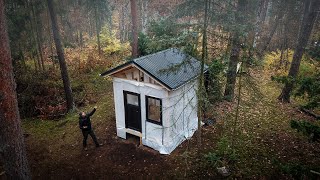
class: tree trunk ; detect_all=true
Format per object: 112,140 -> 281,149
29,0 -> 42,72
47,6 -> 55,68
278,0 -> 320,102
140,0 -> 148,33
130,0 -> 139,58
120,2 -> 129,43
94,0 -> 101,55
32,3 -> 45,72
224,0 -> 247,101
119,5 -> 124,42
197,0 -> 209,147
259,10 -> 284,57
253,0 -> 269,48
47,0 -> 75,112
0,1 -> 31,179
224,38 -> 240,101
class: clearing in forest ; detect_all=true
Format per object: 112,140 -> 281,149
22,68 -> 320,179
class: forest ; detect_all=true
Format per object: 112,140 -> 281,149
0,0 -> 320,179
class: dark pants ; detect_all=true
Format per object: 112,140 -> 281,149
82,129 -> 99,147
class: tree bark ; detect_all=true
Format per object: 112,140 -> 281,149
224,0 -> 247,101
140,0 -> 148,33
259,12 -> 283,56
197,0 -> 209,147
130,0 -> 139,58
278,0 -> 320,102
47,4 -> 55,67
94,0 -> 101,55
32,1 -> 45,71
224,37 -> 240,101
253,0 -> 269,48
0,1 -> 31,179
119,5 -> 124,42
28,0 -> 42,72
47,0 -> 75,112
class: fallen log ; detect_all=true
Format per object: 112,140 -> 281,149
310,170 -> 320,176
300,107 -> 320,120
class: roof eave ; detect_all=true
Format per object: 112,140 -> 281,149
132,61 -> 173,91
100,61 -> 133,77
99,61 -> 173,91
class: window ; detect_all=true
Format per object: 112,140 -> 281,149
126,94 -> 139,106
146,96 -> 162,125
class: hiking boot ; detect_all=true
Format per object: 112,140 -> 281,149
96,143 -> 103,147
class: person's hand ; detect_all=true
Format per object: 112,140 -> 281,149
94,106 -> 97,109
83,126 -> 88,129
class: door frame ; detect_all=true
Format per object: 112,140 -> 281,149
123,90 -> 142,132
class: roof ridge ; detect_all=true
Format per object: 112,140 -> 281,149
100,47 -> 208,91
133,48 -> 179,62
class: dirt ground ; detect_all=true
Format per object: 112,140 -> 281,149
23,120 -> 220,180
25,123 -> 175,179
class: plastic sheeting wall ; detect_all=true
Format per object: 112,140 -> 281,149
112,77 -> 198,154
165,79 -> 198,153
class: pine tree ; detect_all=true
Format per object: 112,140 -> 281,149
224,0 -> 248,101
278,0 -> 320,102
130,0 -> 139,58
47,0 -> 75,112
0,1 -> 31,178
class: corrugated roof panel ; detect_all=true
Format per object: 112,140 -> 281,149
101,48 -> 208,90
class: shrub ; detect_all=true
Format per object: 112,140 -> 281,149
205,136 -> 238,167
290,120 -> 320,142
99,25 -> 129,55
206,60 -> 225,105
272,72 -> 319,109
295,73 -> 320,109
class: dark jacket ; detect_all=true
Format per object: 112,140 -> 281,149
79,108 -> 96,131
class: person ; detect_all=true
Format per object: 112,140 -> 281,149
79,106 -> 102,150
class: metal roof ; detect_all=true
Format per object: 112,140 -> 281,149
100,48 -> 208,90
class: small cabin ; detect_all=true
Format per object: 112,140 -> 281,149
100,48 -> 207,154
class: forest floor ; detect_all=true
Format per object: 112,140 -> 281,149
9,66 -> 320,179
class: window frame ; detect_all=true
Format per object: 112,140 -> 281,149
145,95 -> 162,125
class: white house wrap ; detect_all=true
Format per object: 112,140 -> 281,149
101,48 -> 207,154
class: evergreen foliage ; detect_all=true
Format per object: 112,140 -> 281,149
206,59 -> 225,104
295,73 -> 320,109
308,43 -> 320,61
272,72 -> 319,109
205,136 -> 238,167
290,120 -> 320,142
138,18 -> 199,56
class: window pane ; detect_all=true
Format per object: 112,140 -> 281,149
148,97 -> 161,122
127,94 -> 139,106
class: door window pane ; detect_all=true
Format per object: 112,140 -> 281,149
127,94 -> 139,106
147,96 -> 161,124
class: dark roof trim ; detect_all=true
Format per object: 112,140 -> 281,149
132,61 -> 173,90
100,61 -> 133,76
101,60 -> 207,91
100,51 -> 208,91
100,60 -> 172,90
